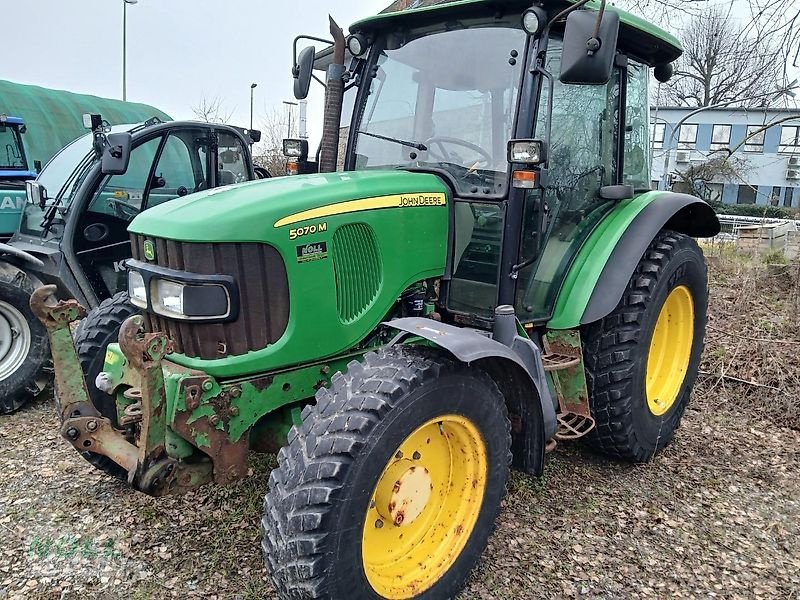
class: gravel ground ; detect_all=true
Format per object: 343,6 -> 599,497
1,253 -> 799,599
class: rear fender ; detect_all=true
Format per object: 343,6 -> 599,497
549,192 -> 719,329
384,317 -> 555,476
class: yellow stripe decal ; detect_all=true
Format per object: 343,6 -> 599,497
274,193 -> 447,228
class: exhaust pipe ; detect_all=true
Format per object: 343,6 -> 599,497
319,16 -> 346,173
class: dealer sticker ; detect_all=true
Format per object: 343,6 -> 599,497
296,241 -> 328,263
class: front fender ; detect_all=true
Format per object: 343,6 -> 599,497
384,317 -> 556,476
549,192 -> 719,329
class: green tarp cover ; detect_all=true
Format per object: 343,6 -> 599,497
0,79 -> 171,168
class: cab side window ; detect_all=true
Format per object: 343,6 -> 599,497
147,129 -> 210,208
623,61 -> 650,189
217,132 -> 249,185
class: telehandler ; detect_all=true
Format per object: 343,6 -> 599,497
34,0 -> 719,598
0,116 -> 262,413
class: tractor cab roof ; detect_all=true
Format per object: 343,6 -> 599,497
351,0 -> 682,66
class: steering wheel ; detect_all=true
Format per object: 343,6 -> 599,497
107,197 -> 140,221
425,136 -> 493,168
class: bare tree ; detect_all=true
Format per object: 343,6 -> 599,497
191,95 -> 234,124
251,106 -> 297,177
660,8 -> 784,108
671,154 -> 750,197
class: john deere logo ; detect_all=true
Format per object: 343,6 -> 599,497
143,240 -> 156,261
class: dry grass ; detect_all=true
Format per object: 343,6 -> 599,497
698,242 -> 800,429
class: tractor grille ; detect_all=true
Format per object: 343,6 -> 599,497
331,223 -> 382,323
131,234 -> 289,359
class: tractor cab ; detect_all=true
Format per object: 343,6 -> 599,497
0,115 -> 37,241
0,115 -> 35,182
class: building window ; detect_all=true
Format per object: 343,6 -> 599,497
710,124 -> 731,152
771,186 -> 782,206
744,125 -> 765,153
786,187 -> 796,208
779,126 -> 800,153
678,124 -> 697,149
737,185 -> 756,204
651,123 -> 665,149
705,183 -> 723,203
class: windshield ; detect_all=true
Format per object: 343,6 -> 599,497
0,125 -> 27,170
353,24 -> 526,196
20,124 -> 136,238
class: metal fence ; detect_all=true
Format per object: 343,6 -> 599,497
715,214 -> 800,237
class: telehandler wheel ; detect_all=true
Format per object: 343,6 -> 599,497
72,292 -> 138,479
582,230 -> 707,462
262,347 -> 511,600
0,263 -> 51,414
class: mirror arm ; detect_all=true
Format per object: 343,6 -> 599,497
293,34 -> 334,73
311,73 -> 327,88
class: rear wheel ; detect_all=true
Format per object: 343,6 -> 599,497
262,347 -> 511,599
72,291 -> 138,478
582,230 -> 707,462
0,263 -> 50,414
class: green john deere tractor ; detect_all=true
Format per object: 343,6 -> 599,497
35,0 -> 720,598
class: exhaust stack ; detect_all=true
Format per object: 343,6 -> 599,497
319,16 -> 346,173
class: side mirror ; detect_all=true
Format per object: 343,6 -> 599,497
283,138 -> 309,161
33,160 -> 42,173
293,46 -> 316,100
26,181 -> 48,209
559,10 -> 620,85
101,132 -> 133,175
248,129 -> 262,144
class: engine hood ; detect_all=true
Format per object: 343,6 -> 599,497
129,170 -> 450,243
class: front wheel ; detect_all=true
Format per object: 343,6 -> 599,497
582,230 -> 708,462
0,263 -> 50,414
262,347 -> 511,599
72,291 -> 138,478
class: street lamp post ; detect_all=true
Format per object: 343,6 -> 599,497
283,100 -> 298,138
122,0 -> 138,102
250,83 -> 258,132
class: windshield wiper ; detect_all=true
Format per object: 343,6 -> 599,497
357,130 -> 428,151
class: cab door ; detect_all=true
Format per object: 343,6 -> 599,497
514,40 -> 623,322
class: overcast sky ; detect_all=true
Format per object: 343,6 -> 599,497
6,0 -> 797,149
7,0 -> 387,144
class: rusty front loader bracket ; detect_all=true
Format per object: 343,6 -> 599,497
29,286 -> 95,417
118,315 -> 173,466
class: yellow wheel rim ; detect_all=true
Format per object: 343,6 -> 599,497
646,285 -> 695,416
361,415 -> 487,599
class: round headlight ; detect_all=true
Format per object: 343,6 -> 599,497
522,8 -> 543,35
347,33 -> 368,57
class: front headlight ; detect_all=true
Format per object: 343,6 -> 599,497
126,259 -> 238,322
129,270 -> 147,308
151,279 -> 231,320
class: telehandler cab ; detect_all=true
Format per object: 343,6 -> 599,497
0,115 -> 263,413
35,0 -> 719,598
